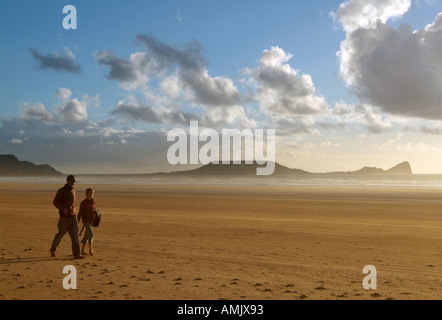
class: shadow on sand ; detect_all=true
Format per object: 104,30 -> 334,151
0,256 -> 74,264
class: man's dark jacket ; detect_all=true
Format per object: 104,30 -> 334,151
53,184 -> 76,217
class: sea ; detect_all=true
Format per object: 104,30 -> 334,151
1,174 -> 442,189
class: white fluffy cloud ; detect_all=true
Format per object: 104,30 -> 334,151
15,88 -> 96,125
255,47 -> 328,116
332,0 -> 411,33
60,99 -> 88,123
334,0 -> 442,121
53,88 -> 73,103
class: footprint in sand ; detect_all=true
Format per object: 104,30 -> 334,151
336,292 -> 348,298
314,286 -> 326,290
138,277 -> 150,281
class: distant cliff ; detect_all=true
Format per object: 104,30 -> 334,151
323,161 -> 413,176
0,154 -> 63,176
154,161 -> 310,176
154,161 -> 413,176
386,161 -> 413,175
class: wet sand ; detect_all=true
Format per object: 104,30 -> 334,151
0,183 -> 441,300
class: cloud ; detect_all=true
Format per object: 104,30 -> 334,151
0,114 -> 170,173
97,35 -> 242,108
396,142 -> 440,152
19,102 -> 57,124
110,99 -> 255,129
135,35 -> 206,71
357,104 -> 393,133
0,88 -> 171,173
335,2 -> 442,120
254,47 -> 328,116
96,35 -> 254,129
53,88 -> 73,102
9,138 -> 23,144
176,7 -> 183,22
60,99 -> 88,123
14,88 -> 95,125
198,105 -> 257,129
331,0 -> 411,33
136,35 -> 242,107
111,101 -> 200,125
272,115 -> 320,136
181,69 -> 242,107
111,102 -> 162,124
30,48 -> 82,73
237,46 -> 330,136
95,51 -> 153,89
420,124 -> 442,135
331,102 -> 394,133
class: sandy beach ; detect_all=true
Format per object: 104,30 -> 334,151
0,183 -> 441,300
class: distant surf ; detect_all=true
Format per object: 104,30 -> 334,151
1,174 -> 442,189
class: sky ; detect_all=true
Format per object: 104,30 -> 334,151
0,0 -> 441,174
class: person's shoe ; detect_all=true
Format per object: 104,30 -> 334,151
74,255 -> 85,259
51,251 -> 56,257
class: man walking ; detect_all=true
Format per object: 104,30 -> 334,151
50,175 -> 84,259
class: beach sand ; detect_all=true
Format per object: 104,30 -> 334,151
0,183 -> 441,300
